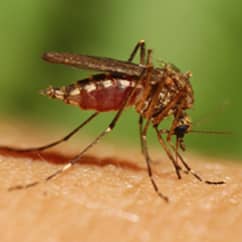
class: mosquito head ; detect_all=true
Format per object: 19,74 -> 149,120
169,114 -> 191,151
174,114 -> 192,139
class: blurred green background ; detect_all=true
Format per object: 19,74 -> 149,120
0,0 -> 241,159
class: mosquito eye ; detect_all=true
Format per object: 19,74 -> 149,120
174,125 -> 189,138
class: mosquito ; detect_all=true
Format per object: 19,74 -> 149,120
1,40 -> 225,202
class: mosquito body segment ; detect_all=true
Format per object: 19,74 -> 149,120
134,65 -> 194,127
42,73 -> 143,112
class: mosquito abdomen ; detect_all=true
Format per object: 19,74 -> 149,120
41,74 -> 143,112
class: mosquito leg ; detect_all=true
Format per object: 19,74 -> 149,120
168,142 -> 225,185
140,119 -> 169,202
9,101 -> 134,191
139,115 -> 157,160
1,112 -> 99,153
138,50 -> 152,155
139,116 -> 145,154
128,40 -> 146,64
138,48 -> 153,155
154,126 -> 182,179
146,49 -> 153,65
8,110 -> 124,191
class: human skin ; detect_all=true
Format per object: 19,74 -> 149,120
0,124 -> 241,242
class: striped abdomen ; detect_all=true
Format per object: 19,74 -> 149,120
41,73 -> 143,112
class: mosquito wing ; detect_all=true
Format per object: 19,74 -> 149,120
43,52 -> 143,76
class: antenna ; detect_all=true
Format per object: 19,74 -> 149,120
190,130 -> 232,135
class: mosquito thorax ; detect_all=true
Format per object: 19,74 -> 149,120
135,62 -> 194,127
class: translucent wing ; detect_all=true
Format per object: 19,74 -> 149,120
43,52 -> 143,76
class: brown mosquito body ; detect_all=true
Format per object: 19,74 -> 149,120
2,40 -> 225,202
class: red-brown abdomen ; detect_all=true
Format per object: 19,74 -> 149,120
41,73 -> 143,112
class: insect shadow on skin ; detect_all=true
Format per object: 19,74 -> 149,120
0,40 -> 225,202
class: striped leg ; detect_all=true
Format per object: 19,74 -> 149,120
140,118 -> 169,202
